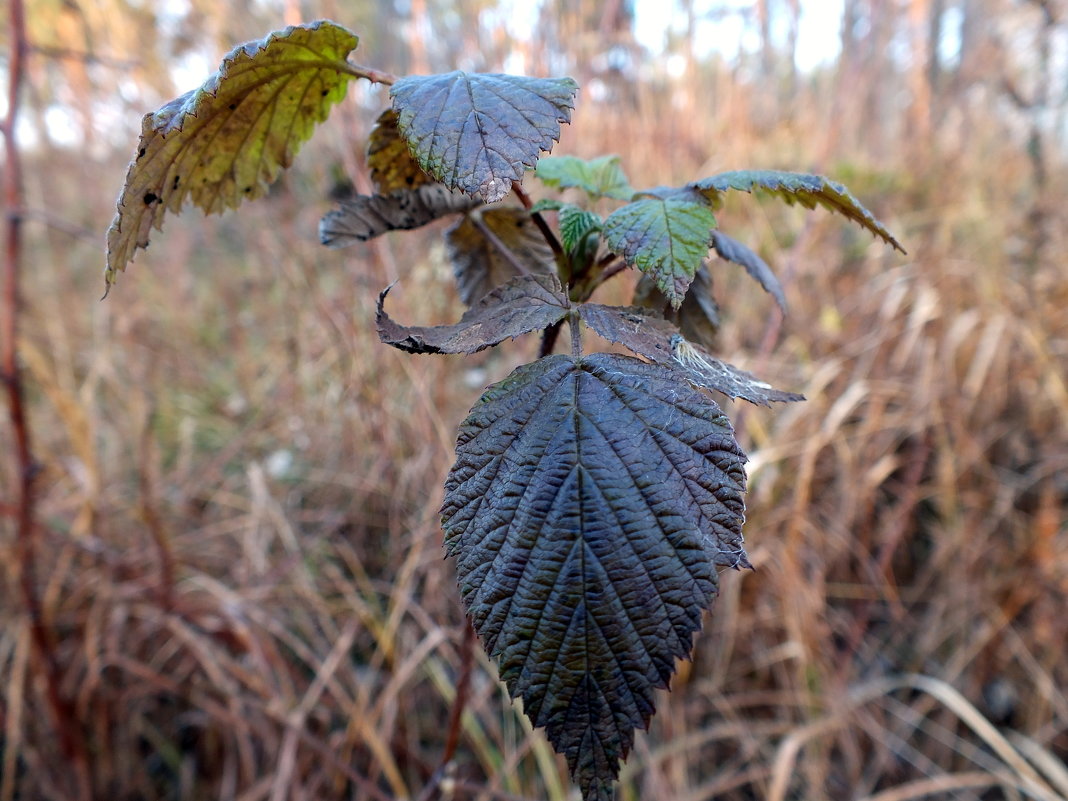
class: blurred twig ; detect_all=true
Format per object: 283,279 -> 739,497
1,2 -> 91,798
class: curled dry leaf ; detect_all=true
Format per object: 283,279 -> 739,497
376,274 -> 569,354
105,20 -> 359,290
320,184 -> 479,247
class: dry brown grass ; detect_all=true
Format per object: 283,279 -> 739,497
2,16 -> 1067,801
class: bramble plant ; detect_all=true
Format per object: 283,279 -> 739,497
105,21 -> 904,801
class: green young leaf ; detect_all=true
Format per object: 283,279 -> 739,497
633,266 -> 720,347
579,304 -> 803,405
445,207 -> 555,306
710,230 -> 786,311
319,185 -> 480,247
367,108 -> 435,193
693,170 -> 906,253
376,274 -> 568,354
557,204 -> 603,254
534,155 -> 634,200
390,72 -> 578,202
602,197 -> 716,309
105,20 -> 360,290
443,353 -> 749,801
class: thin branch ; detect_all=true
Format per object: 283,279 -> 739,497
415,622 -> 477,801
342,61 -> 399,85
1,3 -> 92,797
511,181 -> 565,260
539,321 -> 563,357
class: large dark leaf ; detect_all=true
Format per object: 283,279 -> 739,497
445,207 -> 556,305
693,170 -> 905,253
442,353 -> 749,801
602,197 -> 716,309
367,108 -> 435,193
390,72 -> 578,202
106,21 -> 359,290
376,274 -> 568,354
633,266 -> 720,347
579,304 -> 803,405
319,185 -> 480,247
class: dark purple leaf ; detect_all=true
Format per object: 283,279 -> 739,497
390,72 -> 578,202
319,184 -> 480,247
376,274 -> 569,354
442,353 -> 749,801
579,304 -> 803,405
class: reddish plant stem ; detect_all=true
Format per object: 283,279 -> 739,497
511,181 -> 564,260
415,621 -> 477,801
1,2 -> 91,797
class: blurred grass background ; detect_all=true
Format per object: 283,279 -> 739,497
2,1 -> 1067,799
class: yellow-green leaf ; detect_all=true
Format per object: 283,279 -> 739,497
105,20 -> 360,292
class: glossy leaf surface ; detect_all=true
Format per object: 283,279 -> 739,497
442,353 -> 748,800
579,305 -> 803,405
390,72 -> 578,202
106,21 -> 359,289
376,274 -> 568,354
602,197 -> 716,309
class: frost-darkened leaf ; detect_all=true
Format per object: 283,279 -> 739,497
390,72 -> 578,202
602,197 -> 716,309
634,266 -> 720,347
320,185 -> 480,247
710,230 -> 786,312
579,305 -> 803,405
445,206 -> 556,306
105,21 -> 359,290
535,155 -> 634,200
376,274 -> 568,354
693,170 -> 906,253
367,108 -> 435,193
558,204 -> 603,254
442,353 -> 748,801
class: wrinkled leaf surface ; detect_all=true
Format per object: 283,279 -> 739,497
602,197 -> 716,309
376,274 -> 568,354
390,72 -> 578,202
442,352 -> 748,801
106,21 -> 359,289
445,207 -> 555,305
558,205 -> 603,255
579,305 -> 803,405
320,185 -> 480,247
693,170 -> 905,253
535,155 -> 634,200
